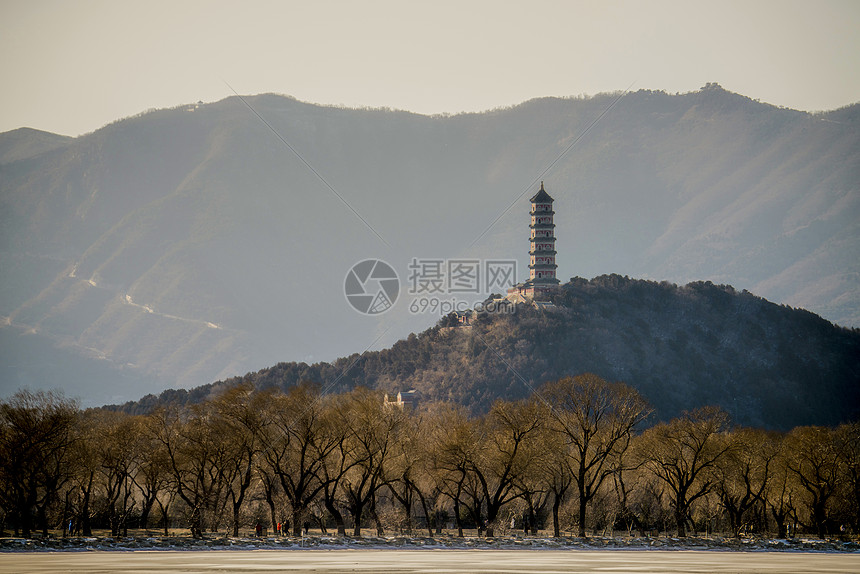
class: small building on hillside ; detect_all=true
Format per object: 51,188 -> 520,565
383,389 -> 421,410
454,309 -> 475,326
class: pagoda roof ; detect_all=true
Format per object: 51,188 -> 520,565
529,181 -> 554,204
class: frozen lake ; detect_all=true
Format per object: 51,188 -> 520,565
1,549 -> 859,574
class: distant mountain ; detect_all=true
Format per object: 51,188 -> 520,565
0,127 -> 72,164
1,85 -> 858,404
110,276 -> 860,430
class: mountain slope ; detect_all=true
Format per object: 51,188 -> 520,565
0,127 -> 72,165
111,276 -> 860,430
1,86 -> 858,404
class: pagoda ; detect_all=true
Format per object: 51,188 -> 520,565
508,182 -> 560,301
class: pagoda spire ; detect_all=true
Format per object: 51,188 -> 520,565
526,182 -> 560,297
506,182 -> 562,301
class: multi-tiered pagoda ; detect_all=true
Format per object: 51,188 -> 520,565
508,182 -> 560,300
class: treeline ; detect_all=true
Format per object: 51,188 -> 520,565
3,375 -> 859,540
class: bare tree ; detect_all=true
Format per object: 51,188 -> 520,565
540,374 -> 651,537
0,390 -> 78,537
260,383 -> 342,536
642,406 -> 731,537
785,425 -> 841,538
209,384 -> 267,536
762,434 -> 799,539
340,388 -> 404,536
65,411 -> 99,536
835,421 -> 860,533
382,409 -> 436,536
145,405 -> 225,538
713,428 -> 778,537
534,425 -> 573,537
610,441 -> 656,537
318,396 -> 355,537
471,398 -> 544,537
427,403 -> 474,537
88,410 -> 139,536
130,418 -> 171,532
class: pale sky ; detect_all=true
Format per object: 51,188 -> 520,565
1,0 -> 859,137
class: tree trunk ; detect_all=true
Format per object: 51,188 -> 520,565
352,506 -> 363,537
110,500 -> 120,537
190,505 -> 203,539
61,490 -> 71,539
22,486 -> 35,538
263,487 -> 277,534
403,500 -> 413,535
80,472 -> 94,536
771,508 -> 788,538
526,493 -> 538,536
577,499 -> 587,537
552,495 -> 561,538
674,505 -> 687,538
576,477 -> 589,537
139,497 -> 155,532
484,502 -> 495,538
485,499 -> 503,538
292,507 -> 303,537
453,497 -> 464,537
416,490 -> 433,537
324,497 -> 346,536
730,509 -> 742,538
121,485 -> 132,537
776,518 -> 787,539
232,503 -> 241,537
38,496 -> 49,537
370,497 -> 385,536
156,497 -> 171,536
813,498 -> 828,539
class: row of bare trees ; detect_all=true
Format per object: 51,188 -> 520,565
1,376 -> 858,539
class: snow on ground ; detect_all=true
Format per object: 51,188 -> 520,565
0,534 -> 857,553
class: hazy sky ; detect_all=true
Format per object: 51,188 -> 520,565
2,0 -> 859,136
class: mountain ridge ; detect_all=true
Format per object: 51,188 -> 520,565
0,127 -> 73,165
1,85 -> 858,404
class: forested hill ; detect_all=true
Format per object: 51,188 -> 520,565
110,275 -> 860,430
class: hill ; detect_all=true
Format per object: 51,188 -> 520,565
0,127 -> 72,164
1,85 -> 858,405
111,276 -> 860,430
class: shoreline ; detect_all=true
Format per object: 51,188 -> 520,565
2,534 -> 858,553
